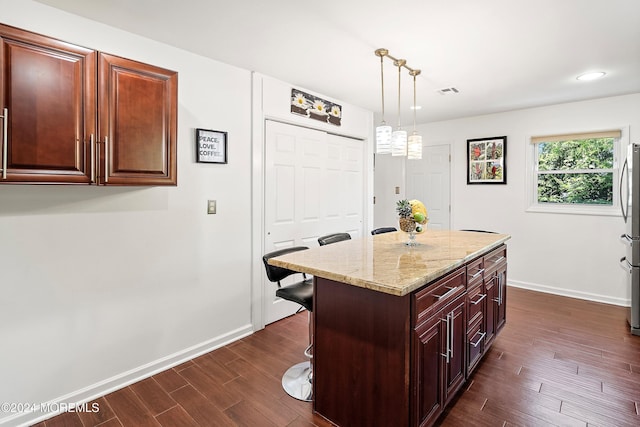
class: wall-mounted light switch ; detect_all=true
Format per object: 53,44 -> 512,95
395,186 -> 400,194
207,200 -> 217,214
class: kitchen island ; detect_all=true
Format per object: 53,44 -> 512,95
269,229 -> 510,427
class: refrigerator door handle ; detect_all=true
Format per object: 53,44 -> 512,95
621,234 -> 633,246
620,157 -> 629,222
620,257 -> 632,274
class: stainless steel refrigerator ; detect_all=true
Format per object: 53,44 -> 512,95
620,142 -> 640,336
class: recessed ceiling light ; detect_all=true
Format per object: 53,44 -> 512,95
576,71 -> 606,81
410,105 -> 422,110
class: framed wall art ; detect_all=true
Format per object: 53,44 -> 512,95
196,128 -> 227,164
467,136 -> 507,184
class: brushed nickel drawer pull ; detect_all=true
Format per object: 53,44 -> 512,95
493,256 -> 506,264
434,286 -> 457,301
470,268 -> 485,279
104,136 -> 109,183
90,134 -> 95,183
440,314 -> 451,363
470,331 -> 486,348
471,293 -> 486,305
1,108 -> 7,179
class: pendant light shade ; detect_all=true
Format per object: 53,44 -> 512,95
392,130 -> 408,156
376,124 -> 392,153
375,49 -> 392,154
408,69 -> 422,160
391,58 -> 407,156
408,132 -> 422,159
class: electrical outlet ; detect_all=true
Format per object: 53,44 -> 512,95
207,200 -> 217,214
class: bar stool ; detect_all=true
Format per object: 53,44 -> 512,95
371,227 -> 397,235
262,246 -> 314,401
317,232 -> 351,246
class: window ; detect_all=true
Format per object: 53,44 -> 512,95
529,129 -> 623,215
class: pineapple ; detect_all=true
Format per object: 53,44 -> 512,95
396,199 -> 416,232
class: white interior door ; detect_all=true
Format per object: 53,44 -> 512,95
264,120 -> 364,324
406,144 -> 451,230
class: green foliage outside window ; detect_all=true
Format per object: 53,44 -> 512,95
537,138 -> 614,205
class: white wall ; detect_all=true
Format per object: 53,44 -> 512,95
0,3 -> 375,426
0,1 -> 233,425
397,94 -> 639,305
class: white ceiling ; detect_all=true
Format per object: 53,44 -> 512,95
36,0 -> 640,124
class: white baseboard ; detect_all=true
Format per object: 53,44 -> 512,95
1,324 -> 254,427
508,279 -> 630,307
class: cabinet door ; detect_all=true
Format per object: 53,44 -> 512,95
413,314 -> 445,427
443,296 -> 466,404
496,263 -> 507,332
466,317 -> 485,375
98,53 -> 177,185
484,274 -> 497,348
0,24 -> 95,183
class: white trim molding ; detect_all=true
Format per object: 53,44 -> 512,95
2,325 -> 253,427
508,280 -> 630,307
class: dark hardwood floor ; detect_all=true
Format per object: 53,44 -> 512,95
36,287 -> 640,427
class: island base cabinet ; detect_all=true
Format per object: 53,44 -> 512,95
309,244 -> 507,427
313,277 -> 411,427
412,293 -> 466,427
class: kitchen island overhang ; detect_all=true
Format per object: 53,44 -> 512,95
268,229 -> 511,427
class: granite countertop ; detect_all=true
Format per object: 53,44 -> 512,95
268,230 -> 511,296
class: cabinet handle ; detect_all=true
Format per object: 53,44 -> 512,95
1,108 -> 7,179
104,136 -> 109,183
434,286 -> 457,301
440,316 -> 450,363
471,293 -> 486,305
448,312 -> 454,360
493,256 -> 506,264
470,268 -> 485,279
90,134 -> 95,183
470,331 -> 486,348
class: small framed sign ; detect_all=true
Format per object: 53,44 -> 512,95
196,128 -> 227,164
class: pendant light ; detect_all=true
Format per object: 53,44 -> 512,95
407,69 -> 422,160
391,59 -> 407,156
374,49 -> 392,154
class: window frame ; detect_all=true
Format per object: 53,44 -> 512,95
526,127 -> 628,216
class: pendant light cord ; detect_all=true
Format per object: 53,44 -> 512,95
395,59 -> 406,129
380,55 -> 386,124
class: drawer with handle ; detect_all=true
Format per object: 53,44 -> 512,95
467,256 -> 485,288
414,266 -> 466,325
466,283 -> 486,326
485,245 -> 507,274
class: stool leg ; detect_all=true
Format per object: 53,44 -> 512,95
280,310 -> 313,401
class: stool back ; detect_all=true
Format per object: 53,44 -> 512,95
371,227 -> 397,235
317,233 -> 351,246
262,246 -> 309,286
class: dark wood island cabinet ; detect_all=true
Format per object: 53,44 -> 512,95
269,230 -> 510,427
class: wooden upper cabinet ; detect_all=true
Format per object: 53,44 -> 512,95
0,24 -> 95,183
98,53 -> 177,186
0,24 -> 177,186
